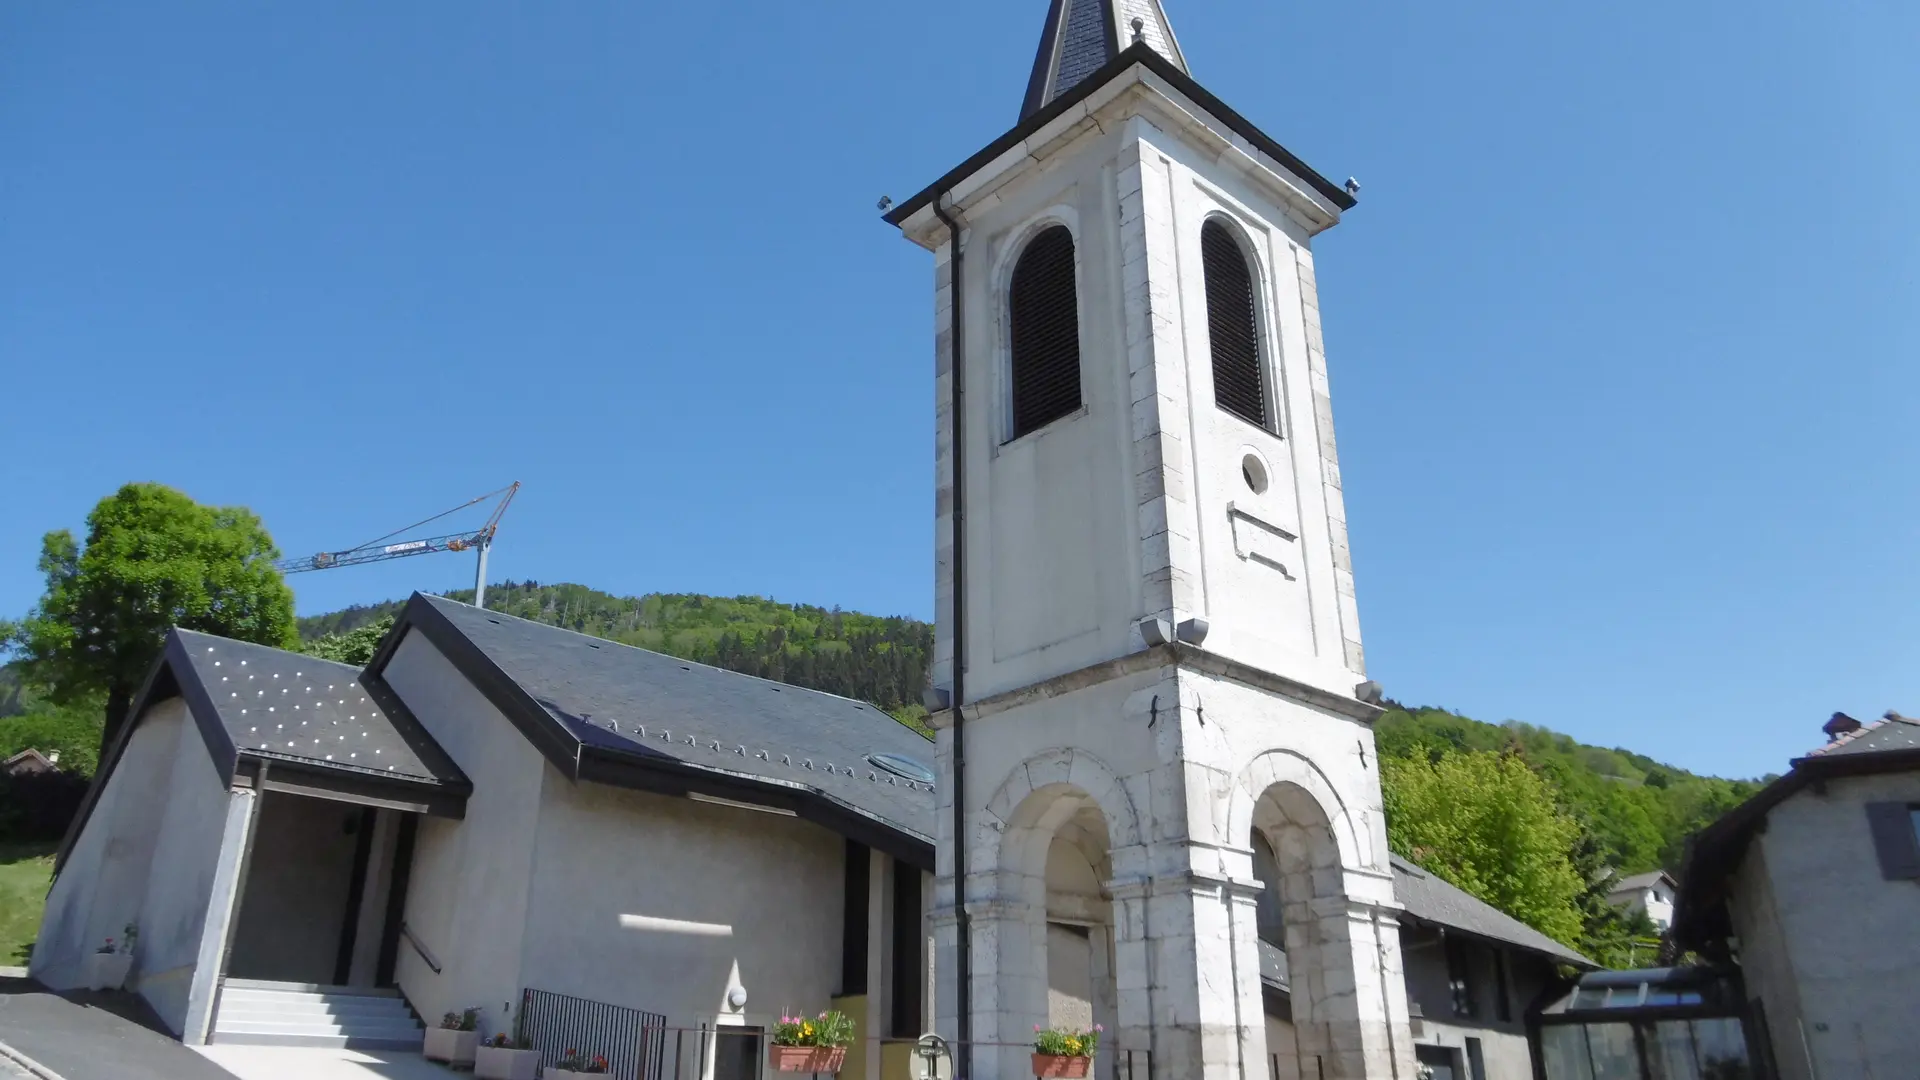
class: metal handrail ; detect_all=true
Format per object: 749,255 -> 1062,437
399,921 -> 442,974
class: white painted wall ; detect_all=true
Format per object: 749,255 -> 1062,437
518,777 -> 847,1035
33,700 -> 190,989
1733,771 -> 1920,1080
381,629 -> 547,1034
134,709 -> 238,1032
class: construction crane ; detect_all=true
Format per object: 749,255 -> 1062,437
273,482 -> 521,608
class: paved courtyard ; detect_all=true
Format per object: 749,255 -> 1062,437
0,976 -> 234,1080
197,1046 -> 457,1080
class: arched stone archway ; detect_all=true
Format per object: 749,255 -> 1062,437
968,751 -> 1149,1080
1242,776 -> 1412,1080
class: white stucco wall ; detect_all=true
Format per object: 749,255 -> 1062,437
135,709 -> 239,1033
381,629 -> 547,1034
1733,771 -> 1920,1080
518,778 -> 848,1034
33,700 -> 191,989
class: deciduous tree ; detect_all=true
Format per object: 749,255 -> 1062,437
5,483 -> 296,751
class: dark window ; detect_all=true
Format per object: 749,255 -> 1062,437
712,1026 -> 762,1080
1866,802 -> 1920,879
1445,935 -> 1478,1019
1492,948 -> 1512,1022
1463,1037 -> 1486,1080
890,865 -> 924,1037
1249,831 -> 1285,948
1008,225 -> 1083,438
841,840 -> 869,995
1201,219 -> 1267,429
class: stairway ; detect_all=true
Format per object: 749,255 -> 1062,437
211,979 -> 425,1049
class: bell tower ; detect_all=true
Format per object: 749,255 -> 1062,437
887,4 -> 1415,1079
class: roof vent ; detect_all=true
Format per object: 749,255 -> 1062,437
1825,712 -> 1864,741
868,753 -> 936,786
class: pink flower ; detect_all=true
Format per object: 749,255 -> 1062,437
1094,1025 -> 1104,1032
1034,1025 -> 1043,1032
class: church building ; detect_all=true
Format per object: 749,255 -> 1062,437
31,6 -> 1595,1080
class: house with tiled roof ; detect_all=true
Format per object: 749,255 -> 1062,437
1673,710 -> 1920,1080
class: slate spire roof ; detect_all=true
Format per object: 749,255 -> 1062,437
1022,0 -> 1188,119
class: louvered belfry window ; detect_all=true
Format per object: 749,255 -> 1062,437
1008,225 -> 1083,439
1202,219 -> 1267,429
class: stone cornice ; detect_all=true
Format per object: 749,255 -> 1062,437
927,642 -> 1381,729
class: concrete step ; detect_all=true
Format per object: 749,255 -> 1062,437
220,978 -> 400,996
211,980 -> 423,1051
214,1018 -> 424,1038
209,1029 -> 427,1050
216,994 -> 416,1019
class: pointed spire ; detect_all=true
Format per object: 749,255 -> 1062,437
1021,0 -> 1188,119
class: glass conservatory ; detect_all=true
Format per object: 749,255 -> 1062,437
1530,967 -> 1769,1080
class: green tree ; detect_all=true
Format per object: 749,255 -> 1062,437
299,615 -> 395,667
5,483 -> 296,751
1381,747 -> 1586,948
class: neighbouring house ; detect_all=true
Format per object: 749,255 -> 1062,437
1604,870 -> 1676,932
1672,710 -> 1920,1080
3,748 -> 60,776
36,596 -> 1595,1080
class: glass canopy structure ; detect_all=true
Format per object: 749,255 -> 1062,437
1530,967 -> 1771,1080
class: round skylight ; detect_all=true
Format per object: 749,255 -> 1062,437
868,752 -> 936,786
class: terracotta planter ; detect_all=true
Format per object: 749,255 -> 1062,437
769,1046 -> 848,1073
544,1070 -> 608,1079
83,952 -> 132,992
1032,1054 -> 1092,1079
475,1045 -> 543,1079
424,1028 -> 479,1065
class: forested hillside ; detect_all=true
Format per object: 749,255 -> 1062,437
1374,706 -> 1768,877
298,581 -> 935,728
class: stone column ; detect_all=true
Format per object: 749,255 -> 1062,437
1297,898 -> 1411,1080
1122,869 -> 1271,1080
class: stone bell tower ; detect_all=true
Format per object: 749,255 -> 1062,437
885,3 -> 1416,1079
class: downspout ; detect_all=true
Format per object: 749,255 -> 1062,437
931,194 -> 971,1080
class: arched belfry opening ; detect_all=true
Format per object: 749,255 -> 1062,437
1008,225 -> 1084,439
1201,219 -> 1267,430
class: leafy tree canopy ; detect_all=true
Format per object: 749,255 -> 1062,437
299,615 -> 395,667
1381,747 -> 1587,948
5,483 -> 296,750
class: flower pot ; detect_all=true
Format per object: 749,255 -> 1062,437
475,1046 -> 543,1080
1032,1054 -> 1092,1079
544,1070 -> 607,1079
83,952 -> 132,992
424,1028 -> 479,1065
770,1046 -> 847,1073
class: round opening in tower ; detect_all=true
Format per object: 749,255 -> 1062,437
1241,453 -> 1269,494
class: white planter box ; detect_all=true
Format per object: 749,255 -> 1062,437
424,1028 -> 479,1065
83,952 -> 132,991
475,1046 -> 543,1080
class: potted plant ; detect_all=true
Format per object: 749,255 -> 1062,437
476,1032 -> 542,1080
545,1050 -> 611,1077
83,926 -> 135,991
425,1007 -> 480,1066
1032,1024 -> 1101,1079
770,1010 -> 854,1073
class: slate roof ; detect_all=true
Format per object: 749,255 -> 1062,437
1022,0 -> 1187,118
1804,713 -> 1920,757
1391,855 -> 1595,968
175,629 -> 463,785
385,594 -> 938,864
1609,870 -> 1673,894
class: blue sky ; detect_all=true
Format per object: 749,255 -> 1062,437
3,1 -> 1914,780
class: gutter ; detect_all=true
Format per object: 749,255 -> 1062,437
931,194 -> 972,1080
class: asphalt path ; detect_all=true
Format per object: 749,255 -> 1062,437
0,977 -> 235,1080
